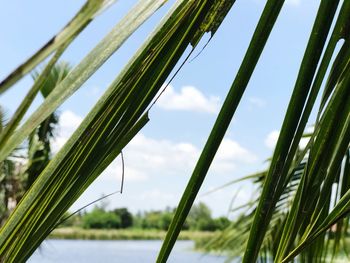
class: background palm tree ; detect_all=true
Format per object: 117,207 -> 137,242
0,108 -> 24,226
0,63 -> 69,226
201,136 -> 350,262
25,62 -> 71,190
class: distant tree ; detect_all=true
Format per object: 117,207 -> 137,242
141,211 -> 163,229
112,208 -> 133,228
159,211 -> 173,231
132,211 -> 144,229
187,202 -> 213,231
82,207 -> 121,229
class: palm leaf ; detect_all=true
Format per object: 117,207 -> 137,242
0,0 -> 238,261
157,0 -> 285,261
0,0 -> 167,163
2,0 -> 350,262
243,1 -> 341,262
0,0 -> 116,94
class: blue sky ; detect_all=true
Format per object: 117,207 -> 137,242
0,0 -> 320,216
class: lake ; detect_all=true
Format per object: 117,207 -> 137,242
28,240 -> 228,262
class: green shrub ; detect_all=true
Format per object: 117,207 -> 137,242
82,208 -> 121,229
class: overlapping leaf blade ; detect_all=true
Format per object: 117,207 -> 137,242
0,0 -> 116,94
157,0 -> 285,261
0,0 -> 167,163
0,0 -> 240,261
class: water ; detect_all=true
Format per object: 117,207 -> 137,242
28,240 -> 227,262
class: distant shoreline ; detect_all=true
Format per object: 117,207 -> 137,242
49,227 -> 216,241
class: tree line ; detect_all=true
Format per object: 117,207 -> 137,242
61,202 -> 230,232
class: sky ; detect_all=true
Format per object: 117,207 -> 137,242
0,0 -> 322,217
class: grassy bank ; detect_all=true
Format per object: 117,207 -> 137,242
49,227 -> 216,241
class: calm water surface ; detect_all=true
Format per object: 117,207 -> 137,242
28,240 -> 228,263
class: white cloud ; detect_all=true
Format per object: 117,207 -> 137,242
265,130 -> 280,149
265,127 -> 313,150
90,86 -> 101,96
157,85 -> 220,114
52,110 -> 82,152
58,110 -> 82,135
51,110 -> 149,182
299,137 -> 309,149
139,189 -> 175,200
248,97 -> 266,108
53,110 -> 258,214
299,126 -> 314,149
121,189 -> 178,213
124,133 -> 199,176
102,160 -> 149,183
123,134 -> 257,178
214,139 -> 257,173
287,0 -> 301,6
53,110 -> 257,180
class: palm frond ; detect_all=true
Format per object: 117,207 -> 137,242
243,1 -> 342,262
1,0 -> 350,262
0,1 -> 237,261
0,0 -> 116,94
0,0 -> 167,163
157,0 -> 284,261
